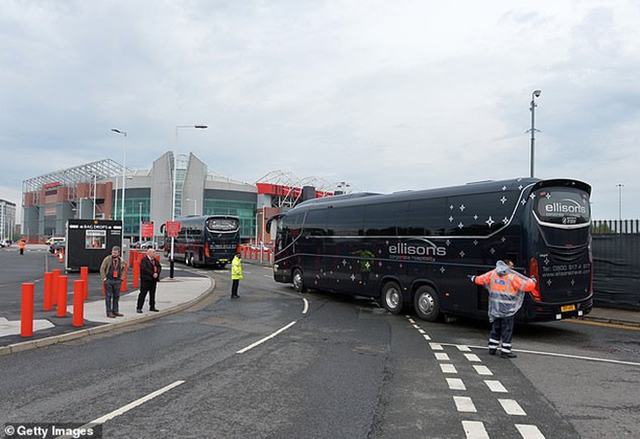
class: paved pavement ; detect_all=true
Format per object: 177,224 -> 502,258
0,246 -> 214,356
1,245 -> 638,357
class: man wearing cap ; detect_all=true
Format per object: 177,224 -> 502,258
100,246 -> 125,318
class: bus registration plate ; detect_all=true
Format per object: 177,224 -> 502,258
561,304 -> 576,313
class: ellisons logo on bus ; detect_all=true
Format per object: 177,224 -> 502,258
545,199 -> 587,215
388,239 -> 446,260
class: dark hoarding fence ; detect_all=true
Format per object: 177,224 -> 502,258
591,219 -> 640,310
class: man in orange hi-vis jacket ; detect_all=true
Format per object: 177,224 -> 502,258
470,260 -> 537,358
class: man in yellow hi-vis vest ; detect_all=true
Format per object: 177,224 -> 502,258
231,252 -> 243,299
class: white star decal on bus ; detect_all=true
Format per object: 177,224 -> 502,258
440,266 -> 446,273
547,279 -> 553,286
500,196 -> 507,204
449,216 -> 454,222
490,248 -> 496,254
473,240 -> 478,245
342,259 -> 347,266
459,251 -> 465,257
518,185 -> 523,190
474,214 -> 478,220
458,222 -> 464,229
351,274 -> 356,281
530,193 -> 536,199
459,204 -> 466,211
449,205 -> 454,210
502,186 -> 507,191
571,279 -> 575,286
486,216 -> 495,227
502,217 -> 509,224
521,199 -> 527,206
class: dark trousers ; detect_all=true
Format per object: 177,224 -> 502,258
137,280 -> 157,310
489,315 -> 515,354
104,279 -> 121,314
20,248 -> 24,255
231,279 -> 240,297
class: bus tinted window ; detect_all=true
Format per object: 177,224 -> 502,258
207,218 -> 239,231
534,189 -> 590,226
304,208 -> 328,236
327,206 -> 363,236
398,199 -> 445,236
364,202 -> 403,236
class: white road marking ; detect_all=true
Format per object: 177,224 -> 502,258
463,353 -> 481,362
454,396 -> 477,412
484,380 -> 508,393
456,345 -> 472,352
499,398 -> 527,416
302,298 -> 309,314
435,352 -> 450,361
57,381 -> 186,438
407,317 -> 416,324
418,328 -> 426,334
412,324 -> 420,329
473,365 -> 493,376
443,343 -> 640,367
440,363 -> 457,373
429,342 -> 444,350
423,334 -> 432,341
447,378 -> 466,390
236,321 -> 297,354
516,424 -> 546,438
462,420 -> 489,439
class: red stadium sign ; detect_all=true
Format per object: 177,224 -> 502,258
141,222 -> 154,238
165,221 -> 181,237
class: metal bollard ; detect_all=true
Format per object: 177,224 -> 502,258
81,266 -> 89,300
51,269 -> 61,306
44,272 -> 53,311
21,283 -> 35,337
57,275 -> 68,318
73,280 -> 84,327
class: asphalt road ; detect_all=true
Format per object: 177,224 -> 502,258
1,255 -> 639,438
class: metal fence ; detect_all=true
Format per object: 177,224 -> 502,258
592,219 -> 640,310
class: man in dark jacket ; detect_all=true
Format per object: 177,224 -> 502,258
136,248 -> 162,313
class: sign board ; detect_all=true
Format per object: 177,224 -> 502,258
166,221 -> 181,237
66,219 -> 123,271
141,222 -> 155,238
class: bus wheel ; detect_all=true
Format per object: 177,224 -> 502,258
381,281 -> 403,314
190,254 -> 197,268
292,269 -> 306,293
414,285 -> 440,321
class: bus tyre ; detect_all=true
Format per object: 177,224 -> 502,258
292,269 -> 307,293
381,281 -> 403,314
414,285 -> 440,322
189,254 -> 197,268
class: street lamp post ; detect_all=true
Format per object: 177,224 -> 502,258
617,184 -> 624,221
92,174 -> 97,219
529,90 -> 541,178
139,202 -> 143,243
111,129 -> 127,240
170,124 -> 208,278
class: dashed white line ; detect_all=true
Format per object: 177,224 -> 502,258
463,353 -> 481,362
516,424 -> 546,438
473,365 -> 493,376
454,396 -> 477,412
499,398 -> 527,416
484,380 -> 508,393
462,420 -> 489,439
435,352 -> 450,361
422,334 -> 432,341
440,363 -> 458,374
236,321 -> 297,354
447,378 -> 466,391
429,342 -> 444,350
456,345 -> 472,352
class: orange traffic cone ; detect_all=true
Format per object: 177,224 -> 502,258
58,249 -> 64,263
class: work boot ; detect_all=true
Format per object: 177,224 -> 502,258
501,352 -> 517,358
489,348 -> 497,355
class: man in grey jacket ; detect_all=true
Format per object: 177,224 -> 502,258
100,246 -> 125,318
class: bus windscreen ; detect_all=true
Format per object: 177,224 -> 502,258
533,189 -> 590,226
206,218 -> 239,232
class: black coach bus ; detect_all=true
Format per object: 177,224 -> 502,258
270,178 -> 593,322
162,215 -> 240,268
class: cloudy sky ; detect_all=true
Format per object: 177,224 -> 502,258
1,0 -> 639,223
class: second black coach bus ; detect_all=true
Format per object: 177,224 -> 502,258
270,178 -> 593,322
163,215 -> 240,268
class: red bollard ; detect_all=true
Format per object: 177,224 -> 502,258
81,267 -> 89,300
73,280 -> 84,327
21,283 -> 35,337
51,269 -> 60,306
57,275 -> 68,317
133,258 -> 140,289
44,272 -> 53,311
120,263 -> 128,292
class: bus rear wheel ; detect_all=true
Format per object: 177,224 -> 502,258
381,281 -> 403,314
189,254 -> 197,268
292,268 -> 306,293
414,285 -> 440,321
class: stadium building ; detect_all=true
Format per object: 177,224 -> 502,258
21,152 -> 342,244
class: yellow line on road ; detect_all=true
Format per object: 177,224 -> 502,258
563,319 -> 640,331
